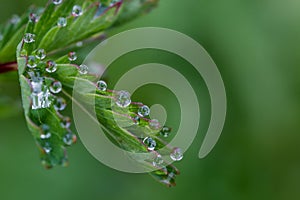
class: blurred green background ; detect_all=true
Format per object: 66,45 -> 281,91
1,0 -> 300,199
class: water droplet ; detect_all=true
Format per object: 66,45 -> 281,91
133,116 -> 140,125
114,90 -> 131,108
72,5 -> 83,17
138,105 -> 150,117
76,41 -> 83,47
42,142 -> 52,154
149,119 -> 161,130
170,147 -> 183,161
31,90 -> 52,109
46,60 -> 57,73
78,64 -> 88,74
63,131 -> 76,146
110,0 -> 121,5
50,81 -> 62,94
68,51 -> 77,61
31,79 -> 43,93
27,55 -> 37,69
143,137 -> 156,151
153,154 -> 164,167
52,0 -> 62,5
57,17 -> 67,27
160,126 -> 171,137
35,49 -> 46,60
54,97 -> 67,111
31,81 -> 52,109
40,124 -> 52,139
24,33 -> 35,43
61,117 -> 71,128
29,13 -> 39,23
96,80 -> 107,91
10,15 -> 20,24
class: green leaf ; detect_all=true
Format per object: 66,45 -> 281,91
13,0 -> 181,187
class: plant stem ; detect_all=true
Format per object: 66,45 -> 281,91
0,61 -> 18,74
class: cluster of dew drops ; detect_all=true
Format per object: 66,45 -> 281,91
22,0 -> 183,166
22,0 -> 91,156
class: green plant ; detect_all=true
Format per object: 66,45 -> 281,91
0,0 -> 181,187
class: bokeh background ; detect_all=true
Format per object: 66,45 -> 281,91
1,0 -> 300,199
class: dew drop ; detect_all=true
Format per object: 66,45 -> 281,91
149,119 -> 161,130
72,5 -> 83,17
42,142 -> 52,154
68,51 -> 77,61
46,60 -> 57,73
96,80 -> 107,91
50,81 -> 62,94
52,0 -> 62,5
143,137 -> 156,151
63,131 -> 76,146
61,117 -> 71,128
170,147 -> 183,161
160,126 -> 171,138
35,49 -> 46,60
29,13 -> 39,23
40,124 -> 51,139
114,90 -> 131,108
27,55 -> 37,69
76,41 -> 83,47
10,15 -> 20,24
78,64 -> 88,74
153,154 -> 164,167
31,90 -> 52,109
138,105 -> 150,117
57,17 -> 67,27
133,116 -> 140,125
24,33 -> 35,43
31,81 -> 52,110
110,0 -> 121,6
54,97 -> 67,111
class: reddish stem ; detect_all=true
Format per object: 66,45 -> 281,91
0,61 -> 18,74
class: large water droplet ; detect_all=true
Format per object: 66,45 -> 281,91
115,90 -> 131,108
138,105 -> 150,117
35,49 -> 46,60
52,0 -> 62,5
57,17 -> 67,27
149,119 -> 161,130
27,55 -> 37,69
96,80 -> 107,91
72,5 -> 83,17
68,51 -> 77,61
29,13 -> 39,23
143,137 -> 156,151
78,64 -> 88,74
54,97 -> 67,111
153,154 -> 164,167
24,33 -> 35,43
50,81 -> 62,94
160,126 -> 171,138
63,131 -> 76,146
170,147 -> 183,161
31,81 -> 52,110
46,60 -> 57,73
